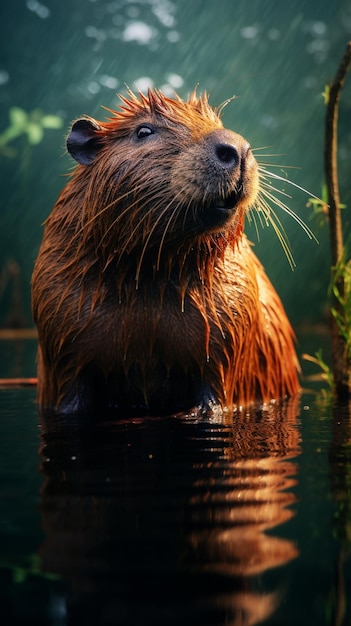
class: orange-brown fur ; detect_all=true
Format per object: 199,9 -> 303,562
32,89 -> 299,416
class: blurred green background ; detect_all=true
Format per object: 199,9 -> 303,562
0,0 -> 350,333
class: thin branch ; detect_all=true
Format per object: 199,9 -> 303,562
324,41 -> 351,268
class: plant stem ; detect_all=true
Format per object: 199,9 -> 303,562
324,41 -> 351,398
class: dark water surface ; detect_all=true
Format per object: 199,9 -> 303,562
1,375 -> 350,625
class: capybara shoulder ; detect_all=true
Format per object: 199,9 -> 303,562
32,88 -> 299,417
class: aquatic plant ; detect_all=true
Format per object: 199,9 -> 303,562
303,349 -> 334,396
0,106 -> 63,157
0,553 -> 60,583
0,107 -> 63,329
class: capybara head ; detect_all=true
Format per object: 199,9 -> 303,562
66,89 -> 258,281
32,88 -> 299,416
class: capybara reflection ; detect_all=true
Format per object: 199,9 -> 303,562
32,89 -> 300,416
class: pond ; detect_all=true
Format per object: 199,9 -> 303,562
0,338 -> 350,626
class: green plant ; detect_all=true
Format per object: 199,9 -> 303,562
308,183 -> 346,232
307,183 -> 329,230
0,106 -> 63,157
0,553 -> 60,583
303,349 -> 334,393
330,254 -> 351,360
322,40 -> 351,399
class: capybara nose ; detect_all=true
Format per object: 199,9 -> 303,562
214,143 -> 240,168
207,129 -> 251,172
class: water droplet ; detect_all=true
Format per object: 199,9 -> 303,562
100,75 -> 119,90
123,21 -> 156,45
134,76 -> 154,92
167,30 -> 180,43
240,25 -> 259,40
166,73 -> 184,89
87,81 -> 101,95
0,70 -> 9,86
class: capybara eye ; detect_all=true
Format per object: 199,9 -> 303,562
136,124 -> 155,140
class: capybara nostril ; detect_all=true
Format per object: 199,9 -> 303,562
214,143 -> 240,168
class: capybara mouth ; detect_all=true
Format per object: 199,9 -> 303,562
210,189 -> 241,213
198,188 -> 242,230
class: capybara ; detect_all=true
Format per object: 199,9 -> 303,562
32,89 -> 300,416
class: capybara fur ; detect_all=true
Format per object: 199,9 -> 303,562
32,89 -> 300,417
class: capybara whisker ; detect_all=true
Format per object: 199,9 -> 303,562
255,199 -> 296,269
156,195 -> 188,273
258,179 -> 315,241
136,205 -> 173,285
32,88 -> 303,417
254,190 -> 296,268
122,192 -> 181,271
258,169 -> 317,236
100,195 -> 150,252
259,166 -> 316,197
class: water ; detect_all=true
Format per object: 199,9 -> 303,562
1,374 -> 350,625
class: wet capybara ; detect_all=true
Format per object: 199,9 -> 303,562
31,89 -> 300,416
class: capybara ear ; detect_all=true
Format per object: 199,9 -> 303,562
67,118 -> 103,165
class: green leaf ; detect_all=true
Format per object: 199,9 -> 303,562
322,84 -> 330,105
9,107 -> 28,131
26,123 -> 44,145
13,568 -> 27,583
41,114 -> 63,129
